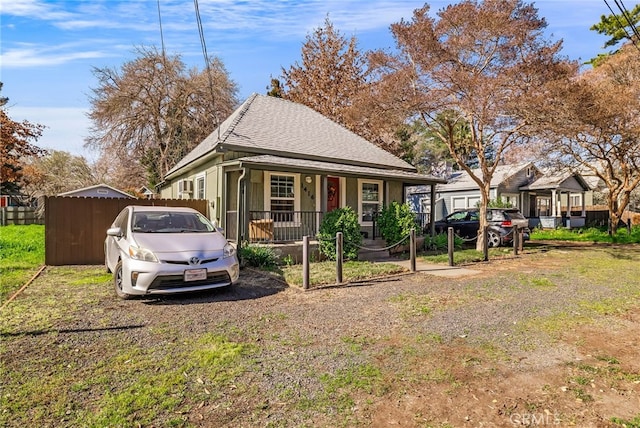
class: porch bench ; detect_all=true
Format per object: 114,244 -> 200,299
249,218 -> 274,241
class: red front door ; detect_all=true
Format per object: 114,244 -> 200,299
327,177 -> 340,212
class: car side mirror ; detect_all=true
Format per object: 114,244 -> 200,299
107,227 -> 123,239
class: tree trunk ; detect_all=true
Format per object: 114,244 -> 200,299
476,184 -> 491,251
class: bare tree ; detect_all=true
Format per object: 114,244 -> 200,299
87,46 -> 238,187
21,150 -> 97,198
368,0 -> 577,249
546,43 -> 640,234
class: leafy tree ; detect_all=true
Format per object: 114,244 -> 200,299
0,83 -> 46,196
87,46 -> 238,188
368,0 -> 576,250
280,17 -> 367,128
589,3 -> 640,65
544,43 -> 640,234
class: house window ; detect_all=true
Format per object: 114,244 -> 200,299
196,175 -> 205,200
452,197 -> 466,211
569,193 -> 581,208
467,196 -> 480,209
502,194 -> 519,208
266,173 -> 299,223
358,179 -> 383,224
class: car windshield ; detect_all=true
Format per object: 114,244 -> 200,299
504,210 -> 526,219
131,211 -> 215,233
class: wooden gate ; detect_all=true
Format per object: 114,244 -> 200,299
45,197 -> 208,266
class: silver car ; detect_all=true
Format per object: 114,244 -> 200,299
104,205 -> 239,299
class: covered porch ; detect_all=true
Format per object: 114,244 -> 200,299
221,155 -> 446,245
519,172 -> 591,229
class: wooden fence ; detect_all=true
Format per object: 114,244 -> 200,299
0,206 -> 44,226
45,197 -> 208,266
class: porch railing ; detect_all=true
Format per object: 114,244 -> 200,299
248,211 -> 323,243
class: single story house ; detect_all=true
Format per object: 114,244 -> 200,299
157,93 -> 445,244
407,162 -> 592,228
58,184 -> 135,199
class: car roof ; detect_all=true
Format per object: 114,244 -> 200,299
128,205 -> 200,213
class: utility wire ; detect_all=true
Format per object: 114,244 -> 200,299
157,0 -> 166,58
616,0 -> 640,41
604,0 -> 640,54
193,0 -> 220,138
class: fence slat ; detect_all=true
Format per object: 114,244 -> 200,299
45,197 -> 208,266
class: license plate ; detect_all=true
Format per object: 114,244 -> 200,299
184,268 -> 207,282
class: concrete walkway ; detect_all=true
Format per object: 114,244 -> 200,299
382,259 -> 482,278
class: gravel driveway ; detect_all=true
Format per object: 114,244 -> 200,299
2,243 -> 640,427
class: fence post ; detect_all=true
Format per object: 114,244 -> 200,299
336,231 -> 343,284
410,228 -> 416,272
447,227 -> 454,267
519,228 -> 524,252
513,226 -> 519,256
483,226 -> 489,262
302,235 -> 310,290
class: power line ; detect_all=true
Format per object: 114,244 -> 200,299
616,0 -> 640,40
193,0 -> 220,138
157,0 -> 166,58
604,0 -> 640,53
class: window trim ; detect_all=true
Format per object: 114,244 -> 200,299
264,172 -> 300,226
358,179 -> 383,226
195,173 -> 206,200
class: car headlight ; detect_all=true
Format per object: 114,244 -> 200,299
223,242 -> 236,259
128,245 -> 158,262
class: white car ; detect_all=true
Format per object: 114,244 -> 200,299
104,205 -> 239,299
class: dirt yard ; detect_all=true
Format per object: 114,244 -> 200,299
2,243 -> 640,427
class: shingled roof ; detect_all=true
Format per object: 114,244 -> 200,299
166,93 -> 416,178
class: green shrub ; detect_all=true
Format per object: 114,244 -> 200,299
376,201 -> 419,247
239,244 -> 278,268
424,232 -> 463,251
317,207 -> 362,260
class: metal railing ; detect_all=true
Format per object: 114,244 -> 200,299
248,211 -> 323,243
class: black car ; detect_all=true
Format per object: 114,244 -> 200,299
433,208 -> 530,247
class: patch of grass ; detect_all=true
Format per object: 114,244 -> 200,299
0,224 -> 45,300
298,363 -> 386,415
0,267 -> 111,334
281,260 -> 406,286
421,247 -> 513,265
388,293 -> 433,318
611,414 -> 640,427
530,225 -> 640,244
2,331 -> 253,427
527,276 -> 556,288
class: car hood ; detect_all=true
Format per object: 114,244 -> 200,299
132,232 -> 229,257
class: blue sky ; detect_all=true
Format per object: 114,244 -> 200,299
1,0 -> 615,160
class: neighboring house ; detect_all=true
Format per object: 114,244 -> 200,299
158,93 -> 445,243
407,163 -> 591,228
58,184 -> 135,199
139,186 -> 156,199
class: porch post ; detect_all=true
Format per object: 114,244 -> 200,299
430,183 -> 437,237
581,191 -> 586,217
236,167 -> 247,246
320,175 -> 328,213
551,189 -> 557,217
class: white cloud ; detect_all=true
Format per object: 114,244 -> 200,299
9,106 -> 98,160
1,43 -> 109,67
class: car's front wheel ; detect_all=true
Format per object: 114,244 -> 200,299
487,230 -> 501,247
113,260 -> 133,300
